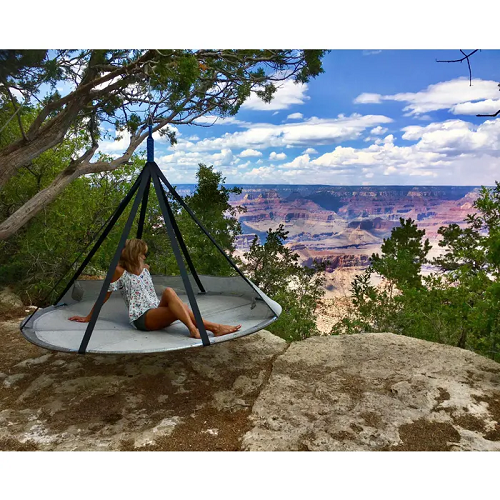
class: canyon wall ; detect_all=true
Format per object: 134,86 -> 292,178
227,185 -> 480,295
175,184 -> 481,295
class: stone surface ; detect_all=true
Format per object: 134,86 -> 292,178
0,289 -> 23,314
0,316 -> 287,451
242,333 -> 500,451
1,313 -> 499,451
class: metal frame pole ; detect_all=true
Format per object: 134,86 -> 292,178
136,175 -> 150,239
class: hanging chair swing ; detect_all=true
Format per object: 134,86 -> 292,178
20,120 -> 281,355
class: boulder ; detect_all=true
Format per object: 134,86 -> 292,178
242,332 -> 500,451
1,314 -> 499,451
0,289 -> 23,314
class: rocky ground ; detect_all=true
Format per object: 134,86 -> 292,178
1,308 -> 500,451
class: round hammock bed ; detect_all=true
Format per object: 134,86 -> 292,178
21,275 -> 281,354
20,117 -> 282,355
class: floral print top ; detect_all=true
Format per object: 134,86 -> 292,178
108,267 -> 160,323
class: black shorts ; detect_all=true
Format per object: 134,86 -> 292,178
133,310 -> 152,331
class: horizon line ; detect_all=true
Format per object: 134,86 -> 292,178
171,183 -> 490,187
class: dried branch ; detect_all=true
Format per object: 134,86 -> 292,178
477,109 -> 500,117
436,49 -> 479,86
0,105 -> 21,135
2,82 -> 27,141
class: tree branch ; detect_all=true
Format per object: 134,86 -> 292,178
436,49 -> 479,86
477,109 -> 500,117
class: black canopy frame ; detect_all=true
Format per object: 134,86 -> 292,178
21,124 -> 277,354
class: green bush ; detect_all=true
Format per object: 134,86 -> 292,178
335,184 -> 500,361
242,224 -> 326,342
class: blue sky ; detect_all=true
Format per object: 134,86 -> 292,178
98,49 -> 500,186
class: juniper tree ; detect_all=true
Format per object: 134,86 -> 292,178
0,49 -> 326,239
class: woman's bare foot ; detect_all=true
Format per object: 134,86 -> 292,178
189,328 -> 201,339
211,324 -> 242,337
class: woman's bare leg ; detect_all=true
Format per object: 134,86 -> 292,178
181,303 -> 241,337
146,289 -> 200,338
158,288 -> 241,337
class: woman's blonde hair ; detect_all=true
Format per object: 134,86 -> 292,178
119,239 -> 148,273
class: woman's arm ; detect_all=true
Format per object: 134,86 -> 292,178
69,267 -> 124,323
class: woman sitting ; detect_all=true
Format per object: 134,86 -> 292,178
69,238 -> 241,339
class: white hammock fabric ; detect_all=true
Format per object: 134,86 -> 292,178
21,275 -> 281,354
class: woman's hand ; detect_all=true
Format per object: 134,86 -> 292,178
68,315 -> 91,323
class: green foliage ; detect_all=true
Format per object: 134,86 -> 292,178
1,50 -> 328,240
242,224 -> 326,342
370,217 -> 431,291
336,185 -> 500,361
0,160 -> 140,303
142,163 -> 245,277
242,224 -> 300,297
1,49 -> 327,149
0,160 -> 245,304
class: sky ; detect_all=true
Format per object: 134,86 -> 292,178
97,49 -> 500,186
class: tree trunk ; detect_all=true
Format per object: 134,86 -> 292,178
0,169 -> 81,240
457,328 -> 467,349
0,99 -> 87,189
0,152 -> 135,241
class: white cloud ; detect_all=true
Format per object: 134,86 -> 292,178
287,112 -> 304,120
242,78 -> 310,111
98,130 -> 132,153
239,149 -> 263,158
273,118 -> 500,185
153,125 -> 180,143
174,114 -> 393,152
370,126 -> 388,135
156,148 -> 237,171
303,147 -> 318,155
354,93 -> 382,104
10,88 -> 24,101
193,116 -> 250,126
269,151 -> 287,161
210,148 -> 235,166
157,150 -> 204,169
279,134 -> 448,181
402,118 -> 500,155
415,114 -> 433,121
363,50 -> 382,56
451,99 -> 500,116
281,153 -> 312,169
354,78 -> 500,115
95,75 -> 123,91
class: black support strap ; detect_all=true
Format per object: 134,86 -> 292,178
54,169 -> 146,306
151,168 -> 210,347
154,170 -> 205,294
78,166 -> 152,354
154,166 -> 274,314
